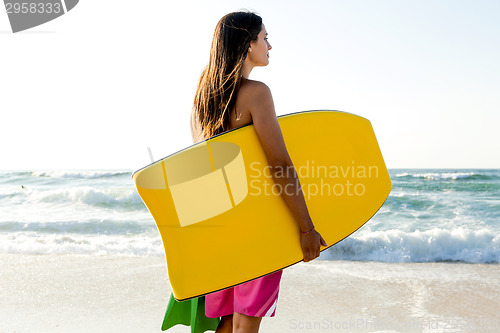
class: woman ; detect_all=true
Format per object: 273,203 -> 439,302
191,11 -> 327,333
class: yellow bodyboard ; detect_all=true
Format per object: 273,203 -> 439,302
133,110 -> 391,301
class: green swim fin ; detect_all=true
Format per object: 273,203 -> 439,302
161,293 -> 220,333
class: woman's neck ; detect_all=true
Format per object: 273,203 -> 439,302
241,61 -> 254,79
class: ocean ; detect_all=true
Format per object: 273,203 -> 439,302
0,169 -> 498,263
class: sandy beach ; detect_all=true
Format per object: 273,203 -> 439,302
0,255 -> 498,333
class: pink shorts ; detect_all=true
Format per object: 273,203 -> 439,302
205,270 -> 283,318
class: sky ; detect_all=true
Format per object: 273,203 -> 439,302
1,0 -> 499,170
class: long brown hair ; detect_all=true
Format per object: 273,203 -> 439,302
191,11 -> 262,142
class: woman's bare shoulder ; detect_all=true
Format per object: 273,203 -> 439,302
237,79 -> 274,115
239,79 -> 272,100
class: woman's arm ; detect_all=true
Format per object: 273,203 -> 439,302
241,80 -> 327,262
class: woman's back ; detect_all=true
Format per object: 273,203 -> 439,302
227,78 -> 262,131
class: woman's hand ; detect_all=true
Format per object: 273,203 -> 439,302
300,229 -> 327,262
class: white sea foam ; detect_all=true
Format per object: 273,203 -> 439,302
0,232 -> 164,256
321,228 -> 500,263
31,170 -> 131,179
12,186 -> 143,207
1,227 -> 498,261
0,186 -> 150,227
395,172 -> 477,180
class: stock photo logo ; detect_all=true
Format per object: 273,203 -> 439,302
165,142 -> 248,227
4,0 -> 79,33
136,142 -> 250,228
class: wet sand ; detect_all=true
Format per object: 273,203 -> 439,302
0,255 -> 498,333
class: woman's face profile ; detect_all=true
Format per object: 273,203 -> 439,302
248,24 -> 272,67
